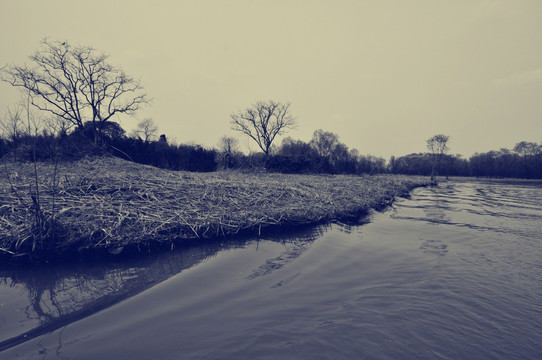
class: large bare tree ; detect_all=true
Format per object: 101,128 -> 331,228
1,39 -> 148,145
230,100 -> 296,156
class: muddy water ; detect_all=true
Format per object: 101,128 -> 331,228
1,180 -> 541,359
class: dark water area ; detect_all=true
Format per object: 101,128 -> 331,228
1,180 -> 542,359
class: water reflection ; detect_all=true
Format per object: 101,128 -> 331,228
0,225 -> 325,352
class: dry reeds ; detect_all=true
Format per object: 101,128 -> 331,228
0,157 -> 429,259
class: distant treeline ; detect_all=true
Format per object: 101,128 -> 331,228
391,143 -> 542,179
1,122 -> 541,179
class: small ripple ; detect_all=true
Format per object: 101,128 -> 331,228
270,273 -> 301,289
246,242 -> 311,280
419,239 -> 449,256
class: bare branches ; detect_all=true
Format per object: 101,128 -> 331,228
426,134 -> 450,156
1,39 -> 149,145
130,118 -> 158,142
231,100 -> 296,155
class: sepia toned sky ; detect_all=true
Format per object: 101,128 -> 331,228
1,0 -> 542,160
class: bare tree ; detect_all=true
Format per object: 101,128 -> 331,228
426,134 -> 450,176
230,100 -> 296,156
0,104 -> 24,142
217,136 -> 239,154
216,136 -> 240,169
43,116 -> 72,137
1,97 -> 44,140
131,118 -> 158,142
1,39 -> 148,145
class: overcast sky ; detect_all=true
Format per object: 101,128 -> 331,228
1,0 -> 542,159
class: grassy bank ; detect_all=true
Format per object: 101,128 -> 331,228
1,157 -> 430,261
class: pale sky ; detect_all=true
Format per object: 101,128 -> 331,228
1,0 -> 542,160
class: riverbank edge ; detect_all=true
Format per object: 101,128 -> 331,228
1,157 -> 431,264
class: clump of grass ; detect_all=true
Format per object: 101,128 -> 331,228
0,157 -> 429,260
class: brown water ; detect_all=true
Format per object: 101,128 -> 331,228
1,180 -> 542,359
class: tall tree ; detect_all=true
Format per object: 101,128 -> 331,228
1,39 -> 148,145
426,134 -> 450,176
230,100 -> 296,156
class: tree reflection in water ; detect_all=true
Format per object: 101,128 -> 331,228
0,224 -> 326,352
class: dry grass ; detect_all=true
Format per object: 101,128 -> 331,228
0,157 -> 429,259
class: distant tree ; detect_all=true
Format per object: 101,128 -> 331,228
1,39 -> 148,145
309,129 -> 340,158
513,141 -> 540,158
329,142 -> 351,172
309,129 -> 354,173
217,136 -> 239,154
390,153 -> 434,175
230,100 -> 296,156
426,134 -> 450,176
0,103 -> 24,142
355,152 -> 386,175
513,141 -> 542,178
131,118 -> 158,142
279,137 -> 315,157
216,136 -> 240,169
270,137 -> 321,173
469,150 -> 521,178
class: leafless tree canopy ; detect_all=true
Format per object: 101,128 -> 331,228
230,100 -> 296,156
0,104 -> 24,141
427,134 -> 450,176
1,39 -> 148,144
131,118 -> 158,142
426,134 -> 450,156
217,136 -> 239,154
0,97 -> 44,141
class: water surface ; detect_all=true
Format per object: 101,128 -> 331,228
1,180 -> 541,359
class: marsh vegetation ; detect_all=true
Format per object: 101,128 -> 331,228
0,157 -> 428,261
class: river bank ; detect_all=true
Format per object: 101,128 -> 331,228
0,157 -> 430,262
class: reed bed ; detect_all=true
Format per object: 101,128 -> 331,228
0,157 -> 429,259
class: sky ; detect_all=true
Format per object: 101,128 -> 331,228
1,0 -> 542,160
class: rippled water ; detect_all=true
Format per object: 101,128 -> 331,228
1,179 -> 541,359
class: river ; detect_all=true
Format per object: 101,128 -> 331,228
1,179 -> 541,359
